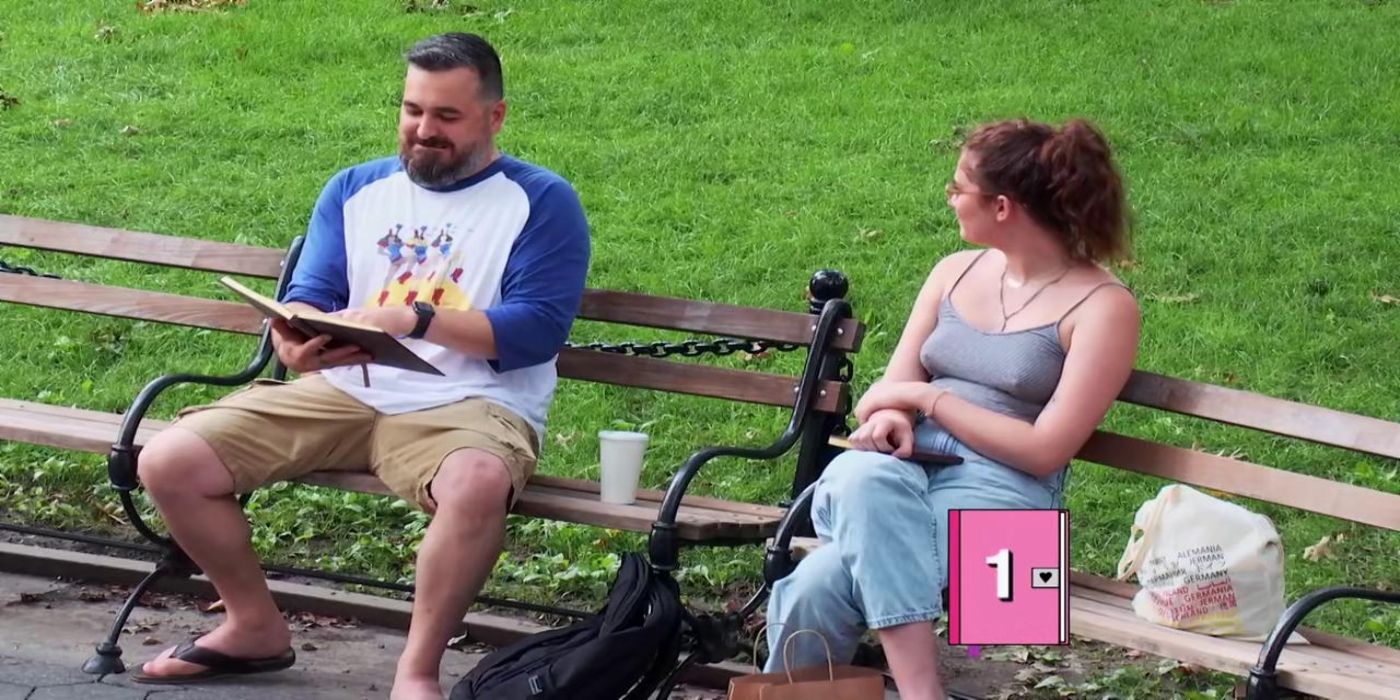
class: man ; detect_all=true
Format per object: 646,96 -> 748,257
130,32 -> 591,700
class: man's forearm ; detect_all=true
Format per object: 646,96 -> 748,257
420,308 -> 497,359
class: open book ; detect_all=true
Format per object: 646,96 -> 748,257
220,276 -> 443,376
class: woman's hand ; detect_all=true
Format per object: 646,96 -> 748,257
849,408 -> 916,458
854,381 -> 941,424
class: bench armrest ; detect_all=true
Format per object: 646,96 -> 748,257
648,297 -> 853,570
1246,585 -> 1400,700
105,237 -> 304,546
107,339 -> 277,490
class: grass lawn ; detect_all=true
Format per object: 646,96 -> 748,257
1,0 -> 1397,692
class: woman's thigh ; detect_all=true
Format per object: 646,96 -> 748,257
924,446 -> 1063,582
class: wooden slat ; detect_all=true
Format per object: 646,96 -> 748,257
558,347 -> 846,413
1,275 -> 848,412
1121,370 -> 1400,460
1069,589 -> 1400,699
1071,571 -> 1400,668
1078,431 -> 1400,531
0,214 -> 287,278
0,399 -> 163,453
579,289 -> 863,352
0,273 -> 266,333
296,472 -> 776,541
0,399 -> 781,541
3,214 -> 864,352
530,474 -> 784,519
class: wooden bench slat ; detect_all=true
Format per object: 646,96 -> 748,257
1072,572 -> 1400,669
0,214 -> 287,278
1,275 -> 848,413
0,399 -> 780,541
3,214 -> 863,351
557,347 -> 846,413
579,289 -> 862,352
0,400 -> 163,453
1122,370 -> 1400,461
0,273 -> 267,333
1070,591 -> 1400,699
1079,431 -> 1400,531
530,475 -> 784,519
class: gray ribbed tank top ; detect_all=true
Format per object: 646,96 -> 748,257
918,251 -> 1119,423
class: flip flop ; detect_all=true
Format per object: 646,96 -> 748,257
129,638 -> 296,685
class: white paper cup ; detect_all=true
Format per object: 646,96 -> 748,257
598,430 -> 649,505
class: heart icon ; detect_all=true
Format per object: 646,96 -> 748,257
1039,571 -> 1052,582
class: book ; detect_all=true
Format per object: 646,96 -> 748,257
219,276 -> 444,376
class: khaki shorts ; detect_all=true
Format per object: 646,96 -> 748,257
170,374 -> 538,511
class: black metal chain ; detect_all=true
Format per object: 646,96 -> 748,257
564,337 -> 801,359
0,258 -> 60,278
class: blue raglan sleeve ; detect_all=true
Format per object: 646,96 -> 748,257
281,171 -> 351,312
484,179 -> 591,372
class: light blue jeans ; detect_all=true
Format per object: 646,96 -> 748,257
763,418 -> 1067,671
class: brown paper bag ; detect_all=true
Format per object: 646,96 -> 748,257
728,629 -> 886,700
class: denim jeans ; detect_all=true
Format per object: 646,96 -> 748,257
763,418 -> 1068,672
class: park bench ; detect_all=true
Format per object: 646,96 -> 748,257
4,214 -> 1398,699
0,213 -> 864,682
768,359 -> 1400,697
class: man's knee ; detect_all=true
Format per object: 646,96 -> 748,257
136,428 -> 233,499
429,449 -> 514,517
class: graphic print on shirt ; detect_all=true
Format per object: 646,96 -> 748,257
373,222 -> 470,310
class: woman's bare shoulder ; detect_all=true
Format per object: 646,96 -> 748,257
928,248 -> 989,283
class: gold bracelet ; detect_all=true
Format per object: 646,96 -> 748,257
926,390 -> 948,420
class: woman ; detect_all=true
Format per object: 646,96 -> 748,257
764,118 -> 1141,700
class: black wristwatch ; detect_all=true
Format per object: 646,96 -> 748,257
408,300 -> 435,339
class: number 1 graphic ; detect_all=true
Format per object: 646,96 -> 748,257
986,548 -> 1012,601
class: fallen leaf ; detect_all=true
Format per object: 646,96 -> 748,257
1033,674 -> 1066,689
1371,293 -> 1399,306
51,118 -> 73,127
120,125 -> 140,136
142,637 -> 162,646
301,642 -> 318,651
1125,648 -> 1144,658
1303,534 -> 1337,562
1013,668 -> 1041,683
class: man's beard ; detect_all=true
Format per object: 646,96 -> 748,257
399,138 -> 491,189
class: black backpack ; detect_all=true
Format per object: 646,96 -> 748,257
450,552 -> 685,700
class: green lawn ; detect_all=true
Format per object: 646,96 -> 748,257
1,0 -> 1397,663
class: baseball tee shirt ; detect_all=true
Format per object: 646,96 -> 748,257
280,154 -> 591,440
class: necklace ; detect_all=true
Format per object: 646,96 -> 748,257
998,264 -> 1071,331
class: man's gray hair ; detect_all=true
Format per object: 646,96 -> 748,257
405,32 -> 504,100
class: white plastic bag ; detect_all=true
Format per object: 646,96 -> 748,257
1115,484 -> 1290,640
